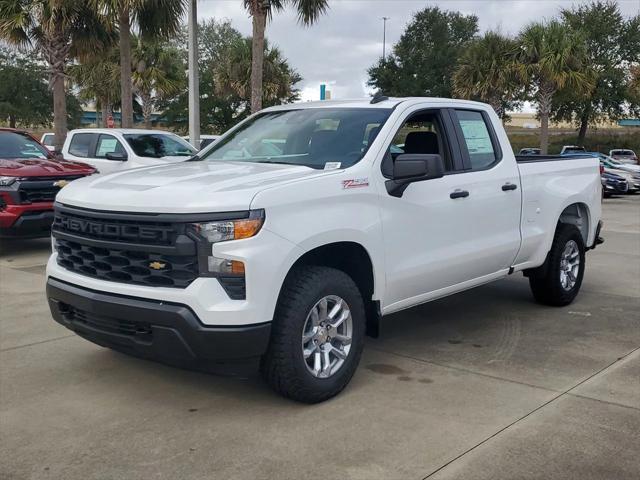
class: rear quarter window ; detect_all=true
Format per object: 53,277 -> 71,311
454,110 -> 499,170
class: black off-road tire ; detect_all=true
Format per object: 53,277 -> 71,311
260,266 -> 365,403
529,224 -> 586,306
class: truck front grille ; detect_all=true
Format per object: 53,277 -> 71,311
52,205 -> 201,289
56,238 -> 199,288
18,177 -> 84,204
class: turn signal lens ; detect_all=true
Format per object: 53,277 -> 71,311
234,218 -> 264,240
191,210 -> 264,244
207,256 -> 245,275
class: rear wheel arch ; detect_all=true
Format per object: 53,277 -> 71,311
558,202 -> 590,245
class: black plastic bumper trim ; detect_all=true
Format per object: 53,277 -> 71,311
46,277 -> 271,365
0,210 -> 54,238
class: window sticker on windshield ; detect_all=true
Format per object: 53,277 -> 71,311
97,138 -> 118,156
459,120 -> 494,154
324,162 -> 342,170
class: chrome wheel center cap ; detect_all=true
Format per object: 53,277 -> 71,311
316,327 -> 328,344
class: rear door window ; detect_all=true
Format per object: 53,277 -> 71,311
453,110 -> 500,170
68,133 -> 96,157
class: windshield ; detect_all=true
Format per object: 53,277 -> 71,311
199,108 -> 392,169
0,131 -> 50,159
42,134 -> 55,146
123,133 -> 197,158
612,150 -> 634,156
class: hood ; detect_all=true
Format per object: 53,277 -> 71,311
56,161 -> 334,213
0,157 -> 96,177
137,155 -> 190,164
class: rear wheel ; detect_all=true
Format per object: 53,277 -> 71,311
260,266 -> 365,403
529,224 -> 586,306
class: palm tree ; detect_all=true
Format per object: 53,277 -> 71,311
516,21 -> 593,154
214,38 -> 302,115
244,0 -> 328,113
69,48 -> 121,127
97,0 -> 187,128
132,39 -> 185,128
0,1 -> 113,151
453,31 -> 520,119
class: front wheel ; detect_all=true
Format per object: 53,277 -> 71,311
260,266 -> 365,403
529,224 -> 586,306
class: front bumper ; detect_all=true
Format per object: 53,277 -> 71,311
0,204 -> 54,238
47,277 -> 271,366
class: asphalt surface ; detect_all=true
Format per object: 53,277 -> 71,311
1,195 -> 638,480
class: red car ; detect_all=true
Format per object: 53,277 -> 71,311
0,128 -> 96,238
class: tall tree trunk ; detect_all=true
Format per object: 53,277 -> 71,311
119,6 -> 134,128
577,107 -> 590,146
51,70 -> 67,153
101,99 -> 112,127
539,112 -> 549,155
140,92 -> 153,128
45,30 -> 71,152
250,9 -> 267,113
9,114 -> 16,128
537,84 -> 554,155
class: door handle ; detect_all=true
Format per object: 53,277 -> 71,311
450,189 -> 470,199
502,183 -> 518,191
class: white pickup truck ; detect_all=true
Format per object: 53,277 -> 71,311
46,97 -> 603,403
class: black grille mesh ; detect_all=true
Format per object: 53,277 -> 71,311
56,238 -> 198,288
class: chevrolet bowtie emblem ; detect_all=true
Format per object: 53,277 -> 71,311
53,179 -> 69,188
149,261 -> 167,270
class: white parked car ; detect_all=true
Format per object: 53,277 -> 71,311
62,128 -> 197,174
47,97 -> 603,403
40,133 -> 55,151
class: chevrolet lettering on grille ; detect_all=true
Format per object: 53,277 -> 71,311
56,216 -> 173,242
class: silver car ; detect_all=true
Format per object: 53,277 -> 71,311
609,149 -> 638,165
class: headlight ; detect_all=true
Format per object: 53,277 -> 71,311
0,176 -> 17,186
189,210 -> 264,278
190,210 -> 264,244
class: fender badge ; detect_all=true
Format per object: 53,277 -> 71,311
149,261 -> 167,270
53,179 -> 69,188
342,178 -> 369,189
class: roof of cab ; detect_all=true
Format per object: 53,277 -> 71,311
262,97 -> 490,112
67,128 -> 178,135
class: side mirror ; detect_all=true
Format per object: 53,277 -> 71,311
386,154 -> 444,197
105,152 -> 127,161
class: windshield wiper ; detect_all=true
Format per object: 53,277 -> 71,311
255,160 -> 320,168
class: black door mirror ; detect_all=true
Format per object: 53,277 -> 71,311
105,152 -> 127,161
386,154 -> 445,197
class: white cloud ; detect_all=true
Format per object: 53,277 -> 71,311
195,0 -> 640,107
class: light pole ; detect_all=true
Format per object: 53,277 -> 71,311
381,17 -> 390,60
188,0 -> 200,149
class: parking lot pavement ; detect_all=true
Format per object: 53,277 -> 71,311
1,196 -> 638,480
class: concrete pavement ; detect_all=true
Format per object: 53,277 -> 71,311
1,195 -> 638,480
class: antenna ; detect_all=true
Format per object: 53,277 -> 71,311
370,91 -> 389,104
